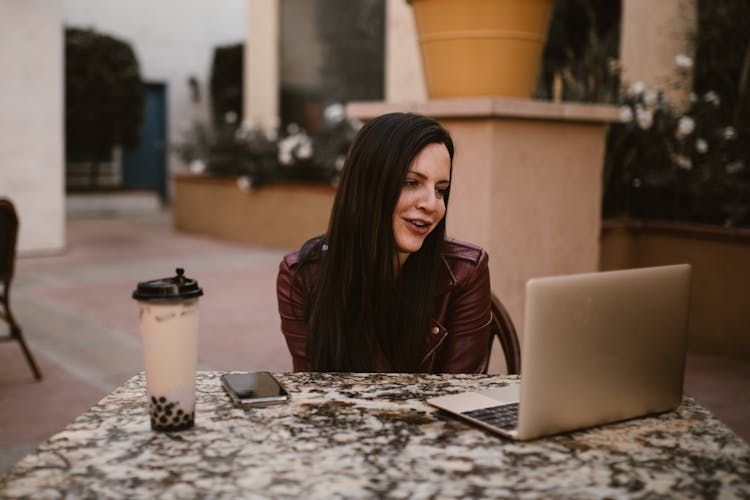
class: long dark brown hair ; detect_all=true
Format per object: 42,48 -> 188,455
294,113 -> 454,372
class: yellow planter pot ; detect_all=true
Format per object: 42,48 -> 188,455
409,0 -> 555,98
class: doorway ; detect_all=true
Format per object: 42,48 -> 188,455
123,83 -> 168,202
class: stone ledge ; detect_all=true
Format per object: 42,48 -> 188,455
348,97 -> 619,123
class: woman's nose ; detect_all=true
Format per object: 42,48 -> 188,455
415,186 -> 438,212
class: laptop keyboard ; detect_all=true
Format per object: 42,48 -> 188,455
462,403 -> 519,431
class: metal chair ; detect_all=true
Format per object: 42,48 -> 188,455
487,292 -> 521,375
0,198 -> 42,380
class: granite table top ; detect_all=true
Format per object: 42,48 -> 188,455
1,371 -> 749,499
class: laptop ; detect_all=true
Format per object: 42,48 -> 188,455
427,264 -> 691,441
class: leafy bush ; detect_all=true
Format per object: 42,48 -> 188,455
210,43 -> 243,127
603,84 -> 748,226
601,0 -> 750,226
65,28 -> 144,169
174,105 -> 358,188
535,0 -> 621,103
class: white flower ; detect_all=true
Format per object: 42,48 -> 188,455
723,126 -> 737,140
278,135 -> 297,165
689,92 -> 697,103
607,57 -> 620,75
224,111 -> 238,125
726,160 -> 745,174
334,155 -> 346,171
234,125 -> 252,142
644,90 -> 659,108
674,154 -> 692,170
675,54 -> 693,68
278,128 -> 313,164
189,159 -> 206,174
237,118 -> 258,140
237,176 -> 252,191
278,147 -> 293,166
695,138 -> 708,154
323,103 -> 346,124
286,123 -> 300,135
675,116 -> 695,139
703,91 -> 721,107
636,106 -> 653,130
631,178 -> 642,188
296,140 -> 313,160
618,105 -> 634,123
628,81 -> 646,97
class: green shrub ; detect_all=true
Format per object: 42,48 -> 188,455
65,28 -> 144,168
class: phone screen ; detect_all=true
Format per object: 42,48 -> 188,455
221,372 -> 289,406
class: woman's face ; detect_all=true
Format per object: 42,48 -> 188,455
393,142 -> 451,266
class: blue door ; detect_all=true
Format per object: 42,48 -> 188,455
123,83 -> 167,202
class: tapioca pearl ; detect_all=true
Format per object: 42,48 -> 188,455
151,396 -> 158,405
159,415 -> 168,424
159,397 -> 166,404
176,409 -> 184,416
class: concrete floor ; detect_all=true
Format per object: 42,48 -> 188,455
1,212 -> 749,475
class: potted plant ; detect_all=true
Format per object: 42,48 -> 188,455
407,0 -> 555,98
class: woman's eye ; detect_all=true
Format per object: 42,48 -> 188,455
436,187 -> 449,198
403,179 -> 419,188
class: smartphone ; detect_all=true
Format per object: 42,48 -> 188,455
220,371 -> 290,408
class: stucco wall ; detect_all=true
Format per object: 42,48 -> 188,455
385,0 -> 427,103
246,0 -> 279,134
601,222 -> 750,362
0,0 -> 65,255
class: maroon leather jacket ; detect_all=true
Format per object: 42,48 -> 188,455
276,238 -> 492,373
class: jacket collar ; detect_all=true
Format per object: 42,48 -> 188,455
433,255 -> 456,296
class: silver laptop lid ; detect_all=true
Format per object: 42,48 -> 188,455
517,264 -> 691,440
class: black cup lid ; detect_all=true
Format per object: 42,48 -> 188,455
132,268 -> 203,301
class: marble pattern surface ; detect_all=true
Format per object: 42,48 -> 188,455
1,371 -> 749,499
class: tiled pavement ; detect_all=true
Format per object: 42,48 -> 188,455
1,211 -> 749,475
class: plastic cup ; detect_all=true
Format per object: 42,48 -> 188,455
132,268 -> 203,431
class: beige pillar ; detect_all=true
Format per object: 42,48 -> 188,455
246,0 -> 280,134
349,98 -> 617,372
620,0 -> 696,108
0,0 -> 65,255
385,0 -> 427,103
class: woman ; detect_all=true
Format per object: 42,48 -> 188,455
277,112 -> 491,373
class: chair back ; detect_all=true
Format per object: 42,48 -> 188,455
0,198 -> 19,284
489,292 -> 521,375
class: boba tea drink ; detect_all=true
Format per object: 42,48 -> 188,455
132,268 -> 203,431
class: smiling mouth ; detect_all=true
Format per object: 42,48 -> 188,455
405,218 -> 432,233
